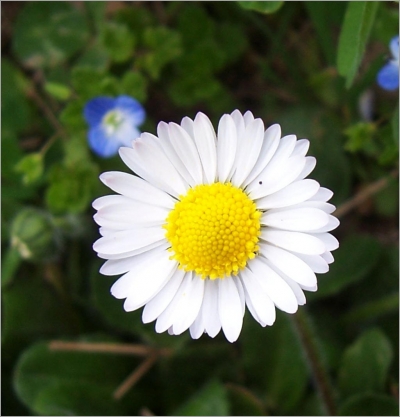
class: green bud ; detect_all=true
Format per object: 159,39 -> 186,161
10,208 -> 62,262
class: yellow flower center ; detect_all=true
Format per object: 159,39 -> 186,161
164,182 -> 261,280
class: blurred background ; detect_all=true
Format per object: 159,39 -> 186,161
1,1 -> 399,416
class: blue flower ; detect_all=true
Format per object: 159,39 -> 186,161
84,95 -> 146,158
377,35 -> 399,91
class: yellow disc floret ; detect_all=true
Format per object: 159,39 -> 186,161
164,182 -> 261,280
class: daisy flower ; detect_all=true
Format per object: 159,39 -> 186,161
92,110 -> 339,343
84,95 -> 146,158
377,35 -> 399,91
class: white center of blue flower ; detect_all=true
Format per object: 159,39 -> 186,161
102,110 -> 125,136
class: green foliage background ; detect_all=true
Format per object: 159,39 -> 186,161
2,1 -> 399,416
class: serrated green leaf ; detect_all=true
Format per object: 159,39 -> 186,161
15,153 -> 44,185
313,235 -> 382,299
238,1 -> 284,14
173,380 -> 229,416
13,2 -> 89,68
339,393 -> 399,416
100,22 -> 135,63
338,329 -> 393,398
337,1 -> 379,88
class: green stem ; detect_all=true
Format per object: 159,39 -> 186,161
292,308 -> 337,416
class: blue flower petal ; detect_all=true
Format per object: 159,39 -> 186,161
377,62 -> 399,91
84,97 -> 116,127
88,125 -> 122,158
115,95 -> 146,126
390,35 -> 399,61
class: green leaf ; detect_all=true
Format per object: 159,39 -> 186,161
344,122 -> 377,153
392,105 -> 399,144
314,234 -> 382,299
339,393 -> 399,416
173,380 -> 229,416
1,59 -> 32,138
15,153 -> 44,185
100,22 -> 135,63
343,293 -> 399,324
337,1 -> 379,88
13,2 -> 89,68
137,27 -> 182,80
44,82 -> 71,101
338,328 -> 393,398
14,339 -> 140,416
45,162 -> 99,214
226,384 -> 266,416
241,313 -> 309,414
1,246 -> 22,288
2,274 -> 80,349
120,72 -> 148,102
59,99 -> 87,134
238,1 -> 284,14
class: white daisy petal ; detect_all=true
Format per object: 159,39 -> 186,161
92,195 -> 131,210
309,187 -> 334,202
248,257 -> 298,314
308,215 -> 340,233
172,276 -> 205,335
93,226 -> 165,256
202,279 -> 222,338
94,203 -> 168,229
243,110 -> 255,125
311,232 -> 339,251
259,242 -> 317,287
114,251 -> 176,309
119,140 -> 187,197
279,274 -> 307,306
261,229 -> 326,255
100,241 -> 170,276
256,179 -> 319,209
322,251 -> 335,264
218,278 -> 243,343
97,239 -> 166,260
168,123 -> 203,184
157,121 -> 197,187
291,139 -> 310,157
99,171 -> 175,209
261,208 -> 329,231
217,114 -> 237,183
142,268 -> 185,324
231,118 -> 265,187
193,113 -> 217,184
240,268 -> 276,326
155,272 -> 193,334
296,156 -> 317,180
295,253 -> 329,273
233,275 -> 246,317
244,124 -> 281,186
248,156 -> 306,199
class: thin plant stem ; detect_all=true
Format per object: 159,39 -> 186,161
49,341 -> 171,357
292,309 -> 337,416
113,353 -> 159,400
335,169 -> 398,218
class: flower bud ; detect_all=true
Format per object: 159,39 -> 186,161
10,208 -> 62,262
